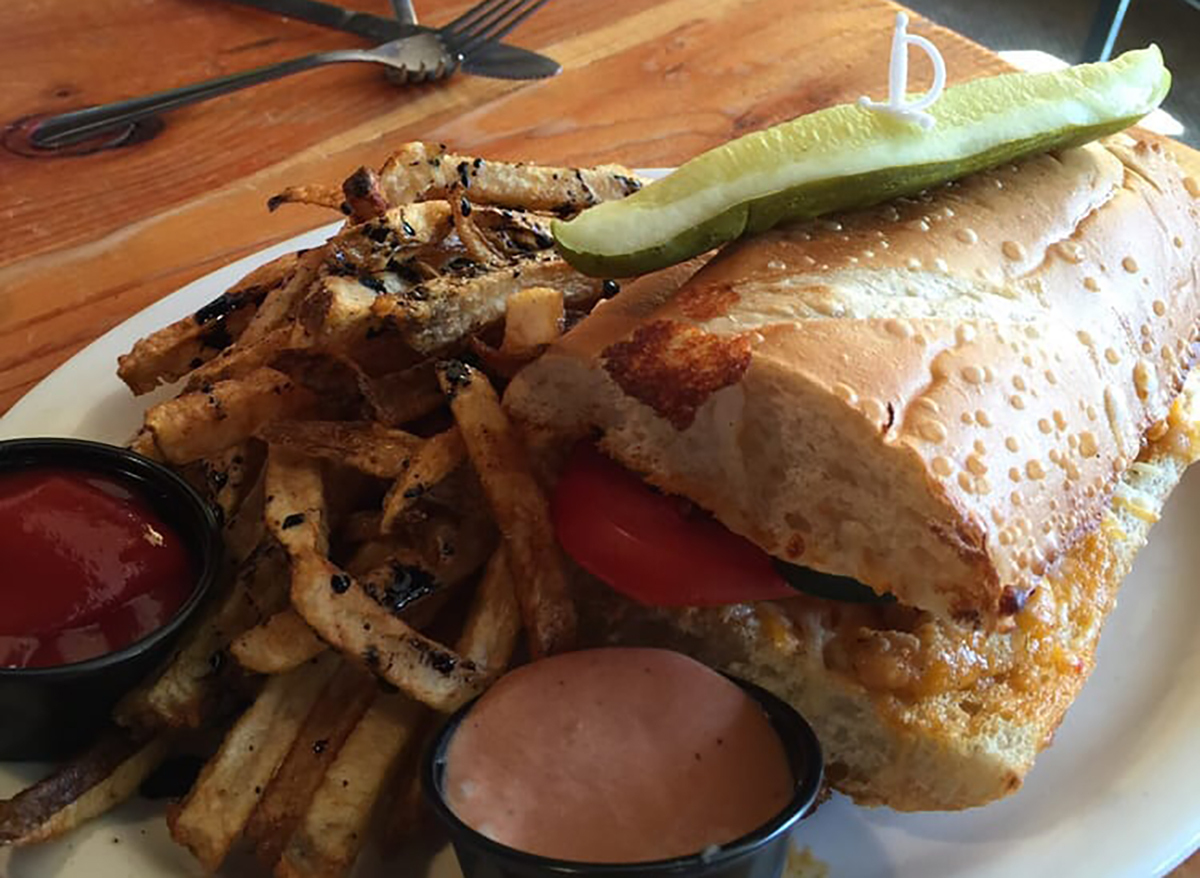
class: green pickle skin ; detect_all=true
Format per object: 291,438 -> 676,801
554,47 -> 1170,278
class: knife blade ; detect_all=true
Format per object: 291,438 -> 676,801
222,0 -> 561,80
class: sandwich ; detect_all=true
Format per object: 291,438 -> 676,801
504,131 -> 1200,810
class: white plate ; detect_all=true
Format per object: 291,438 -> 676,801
3,207 -> 1200,878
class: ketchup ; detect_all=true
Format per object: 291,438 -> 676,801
0,468 -> 194,669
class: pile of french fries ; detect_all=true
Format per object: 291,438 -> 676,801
0,143 -> 643,876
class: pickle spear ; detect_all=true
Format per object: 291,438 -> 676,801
554,46 -> 1170,278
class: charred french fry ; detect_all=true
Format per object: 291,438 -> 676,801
266,183 -> 345,214
0,730 -> 170,846
437,360 -> 577,658
117,253 -> 298,394
244,662 -> 377,869
169,653 -> 339,872
371,252 -> 604,355
145,368 -> 312,465
289,550 -> 486,712
380,428 -> 466,531
377,142 -> 643,212
364,363 -> 445,427
240,249 -> 324,345
258,420 -> 421,480
327,201 -> 454,273
264,447 -> 328,557
116,540 -> 289,730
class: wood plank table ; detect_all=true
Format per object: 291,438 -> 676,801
0,1 -> 1196,874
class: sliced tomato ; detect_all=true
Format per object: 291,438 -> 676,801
551,444 -> 795,606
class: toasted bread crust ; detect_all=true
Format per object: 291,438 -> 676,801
572,384 -> 1199,810
507,134 -> 1200,624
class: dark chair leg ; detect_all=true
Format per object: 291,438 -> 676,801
1082,0 -> 1133,62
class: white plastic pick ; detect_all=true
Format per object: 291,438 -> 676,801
858,12 -> 947,130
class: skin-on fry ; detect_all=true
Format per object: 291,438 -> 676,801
289,550 -> 486,712
266,184 -> 344,214
230,608 -> 326,675
340,166 -> 389,223
203,440 -> 266,522
257,420 -> 422,480
371,252 -> 605,355
116,540 -> 290,730
245,662 -> 378,869
364,363 -> 445,427
450,192 -> 504,267
0,730 -> 170,846
240,249 -> 324,345
328,201 -> 454,273
458,546 -> 522,678
437,360 -> 577,658
145,368 -> 312,465
183,325 -> 303,393
168,653 -> 339,872
377,141 -> 643,211
276,695 -> 426,878
117,253 -> 298,394
264,447 -> 328,557
380,428 -> 466,531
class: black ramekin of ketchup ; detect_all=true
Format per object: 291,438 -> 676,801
0,438 -> 221,759
423,648 -> 824,878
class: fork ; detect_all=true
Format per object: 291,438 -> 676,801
31,0 -> 551,149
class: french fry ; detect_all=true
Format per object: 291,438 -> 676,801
450,192 -> 504,266
275,694 -> 426,878
0,730 -> 170,846
203,440 -> 266,522
225,464 -> 268,565
183,325 -> 304,393
327,201 -> 454,273
264,447 -> 328,557
340,166 -> 389,223
502,286 -> 565,354
378,142 -> 643,211
289,550 -> 486,712
266,184 -> 345,214
231,608 -> 327,675
169,653 -> 339,872
240,249 -> 324,345
245,662 -> 378,869
258,420 -> 422,479
380,428 -> 466,531
458,546 -> 522,678
364,363 -> 445,427
128,426 -> 164,461
437,360 -> 577,657
145,368 -> 312,465
471,285 -> 567,377
117,253 -> 298,394
116,540 -> 290,730
371,252 -> 605,355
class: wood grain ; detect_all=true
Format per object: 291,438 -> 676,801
0,2 -> 1197,872
0,0 -> 1006,414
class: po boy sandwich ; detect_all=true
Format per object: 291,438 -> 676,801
505,131 -> 1200,810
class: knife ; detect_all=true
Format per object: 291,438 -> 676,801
223,0 -> 561,80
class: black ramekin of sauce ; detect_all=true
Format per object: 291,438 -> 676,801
423,648 -> 824,878
0,438 -> 222,759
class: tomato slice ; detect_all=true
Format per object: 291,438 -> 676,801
551,445 -> 796,606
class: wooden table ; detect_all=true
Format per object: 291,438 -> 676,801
0,1 -> 1196,873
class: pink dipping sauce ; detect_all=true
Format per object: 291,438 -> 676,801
442,647 -> 794,864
